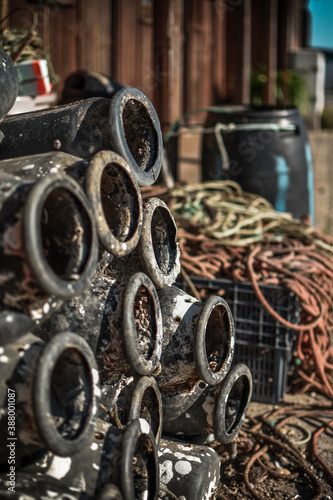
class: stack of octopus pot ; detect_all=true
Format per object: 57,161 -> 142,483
0,51 -> 252,500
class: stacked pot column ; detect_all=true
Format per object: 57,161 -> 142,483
0,86 -> 166,499
0,81 -> 253,500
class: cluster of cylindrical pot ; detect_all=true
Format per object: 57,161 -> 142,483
0,57 -> 252,500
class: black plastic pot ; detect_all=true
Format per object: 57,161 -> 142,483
99,375 -> 163,445
59,69 -> 123,103
86,150 -> 143,256
0,311 -> 34,346
162,363 -> 252,444
161,378 -> 209,423
0,472 -> 81,499
23,418 -> 159,500
0,50 -> 18,121
201,104 -> 315,221
159,438 -> 220,500
0,150 -> 143,256
34,272 -> 163,378
110,87 -> 163,186
156,286 -> 235,389
0,97 -> 111,159
214,363 -> 253,444
0,331 -> 99,464
109,197 -> 181,288
0,172 -> 98,317
0,87 -> 163,186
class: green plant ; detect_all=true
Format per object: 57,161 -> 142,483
250,64 -> 310,115
276,69 -> 310,114
250,63 -> 268,104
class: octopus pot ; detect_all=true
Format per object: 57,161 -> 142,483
34,271 -> 163,378
0,171 -> 98,319
22,418 -> 159,500
158,438 -> 220,500
0,50 -> 19,122
0,150 -> 143,257
98,375 -> 163,445
0,331 -> 100,465
0,87 -> 163,186
0,472 -> 82,500
0,311 -> 34,346
59,68 -> 123,103
156,286 -> 235,389
162,363 -> 253,444
109,197 -> 181,288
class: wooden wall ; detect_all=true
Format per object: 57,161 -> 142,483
1,0 -> 306,129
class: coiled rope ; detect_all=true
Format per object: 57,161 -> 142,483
142,180 -> 333,400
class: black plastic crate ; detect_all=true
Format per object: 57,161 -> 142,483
176,276 -> 301,403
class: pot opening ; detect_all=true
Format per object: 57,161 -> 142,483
122,99 -> 157,172
140,387 -> 160,440
49,348 -> 92,440
133,435 -> 155,500
66,71 -> 86,90
225,375 -> 250,434
151,206 -> 177,275
40,187 -> 92,280
205,304 -> 231,374
134,286 -> 157,361
101,163 -> 140,242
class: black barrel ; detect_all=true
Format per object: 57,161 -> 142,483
201,105 -> 315,222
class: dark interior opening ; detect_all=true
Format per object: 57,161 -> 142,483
122,99 -> 158,172
40,188 -> 92,280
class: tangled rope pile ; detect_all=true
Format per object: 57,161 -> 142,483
213,403 -> 333,499
142,180 -> 333,400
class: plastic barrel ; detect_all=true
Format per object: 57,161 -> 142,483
201,105 -> 315,223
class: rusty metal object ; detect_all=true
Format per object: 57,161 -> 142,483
22,418 -> 159,500
156,286 -> 235,389
159,438 -> 220,500
109,197 -> 181,288
0,171 -> 98,318
0,331 -> 99,463
99,375 -> 163,445
34,272 -> 163,378
0,150 -> 143,257
0,50 -> 18,122
162,363 -> 253,444
0,87 -> 163,186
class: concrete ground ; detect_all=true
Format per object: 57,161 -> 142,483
173,127 -> 333,237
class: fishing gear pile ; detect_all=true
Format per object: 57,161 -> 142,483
141,180 -> 333,401
0,51 -> 252,500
